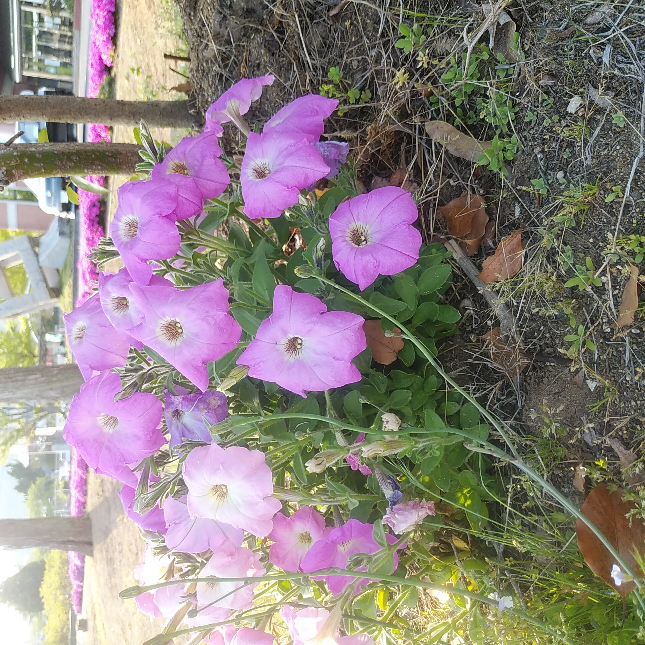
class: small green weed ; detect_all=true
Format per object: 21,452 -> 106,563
476,134 -> 520,176
395,23 -> 426,54
552,181 -> 601,228
605,185 -> 623,203
615,234 -> 645,264
531,178 -> 548,194
612,111 -> 626,127
564,257 -> 602,290
321,67 -> 371,114
564,324 -> 596,357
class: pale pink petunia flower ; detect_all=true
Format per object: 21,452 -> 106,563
110,179 -> 180,285
281,606 -> 376,645
382,499 -> 436,534
128,279 -> 242,392
151,132 -> 230,220
329,186 -> 422,290
345,433 -> 373,476
264,95 -> 338,143
240,131 -> 330,219
268,507 -> 328,572
300,519 -> 401,595
205,75 -> 274,134
195,543 -> 265,611
134,547 -> 186,618
237,285 -> 366,397
63,371 -> 165,485
64,292 -> 130,380
163,495 -> 243,554
119,482 -> 166,534
183,443 -> 281,537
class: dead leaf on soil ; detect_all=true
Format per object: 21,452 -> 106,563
587,84 -> 614,108
477,229 -> 524,283
615,264 -> 640,328
389,168 -> 419,194
573,464 -> 587,492
425,121 -> 493,163
364,320 -> 404,365
437,192 -> 489,256
481,326 -> 530,380
576,484 -> 645,598
169,82 -> 194,93
607,437 -> 645,487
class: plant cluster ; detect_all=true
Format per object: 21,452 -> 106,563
320,67 -> 372,115
63,75 -> 644,645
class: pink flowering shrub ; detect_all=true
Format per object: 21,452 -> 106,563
62,75 -> 492,645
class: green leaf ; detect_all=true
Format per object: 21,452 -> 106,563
133,126 -> 142,145
394,274 -> 418,310
252,255 -> 276,303
459,402 -> 480,429
412,302 -> 439,326
398,340 -> 416,367
231,308 -> 262,335
368,292 -> 407,315
38,127 -> 49,143
425,407 -> 445,429
368,372 -> 388,393
420,446 -> 444,475
390,370 -> 415,389
435,305 -> 461,324
388,389 -> 412,409
228,222 -> 251,250
70,175 -> 110,194
418,264 -> 451,294
270,214 -> 291,247
458,469 -> 479,489
398,23 -> 411,37
292,450 -> 308,485
372,521 -> 388,548
432,461 -> 452,490
66,184 -> 80,205
199,206 -> 229,231
343,390 -> 363,419
439,400 -> 461,417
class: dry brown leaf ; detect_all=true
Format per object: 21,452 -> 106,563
169,82 -> 194,93
616,264 -> 639,328
329,0 -> 350,18
477,229 -> 524,283
481,326 -> 530,379
437,192 -> 488,257
425,121 -> 493,163
573,464 -> 587,492
364,320 -> 404,365
607,437 -> 645,487
576,484 -> 645,598
388,168 -> 419,194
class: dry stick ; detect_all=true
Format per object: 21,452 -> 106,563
444,239 -> 517,339
164,53 -> 190,62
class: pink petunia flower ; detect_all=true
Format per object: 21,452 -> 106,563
345,433 -> 373,476
237,285 -> 366,397
382,499 -> 436,534
195,543 -> 265,611
119,482 -> 167,534
205,75 -> 274,134
300,519 -> 400,595
163,495 -> 243,554
206,628 -> 274,645
183,443 -> 281,537
128,279 -> 242,392
240,131 -> 330,219
268,507 -> 328,572
134,547 -> 186,618
151,132 -> 230,220
264,95 -> 338,143
328,186 -> 422,290
110,179 -> 180,285
63,371 -> 165,485
313,141 -> 350,179
64,293 -> 130,380
164,387 -> 229,447
281,606 -> 376,645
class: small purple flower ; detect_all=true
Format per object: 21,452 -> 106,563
205,75 -> 274,134
119,482 -> 167,534
163,495 -> 243,554
128,279 -> 242,392
64,293 -> 130,380
382,499 -> 436,534
63,371 -> 165,485
164,387 -> 229,447
268,507 -> 328,572
240,131 -> 330,219
110,179 -> 180,285
237,285 -> 366,397
300,519 -> 400,595
313,140 -> 350,179
329,186 -> 422,290
345,433 -> 373,476
151,132 -> 230,220
264,95 -> 338,143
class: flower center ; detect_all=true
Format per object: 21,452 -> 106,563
97,414 -> 119,433
121,215 -> 139,240
338,540 -> 354,552
210,484 -> 228,502
169,160 -> 190,175
251,160 -> 272,180
73,322 -> 87,342
282,335 -> 304,359
347,223 -> 370,247
111,296 -> 129,315
159,318 -> 185,346
171,409 -> 184,423
298,531 -> 313,546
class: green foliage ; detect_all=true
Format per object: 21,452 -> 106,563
6,460 -> 45,496
564,256 -> 602,290
320,68 -> 371,114
605,185 -> 623,203
531,178 -> 548,194
0,319 -> 37,368
614,234 -> 645,264
564,324 -> 596,358
26,476 -> 56,518
612,111 -> 626,127
476,134 -> 520,176
395,23 -> 426,54
40,551 -> 70,645
0,560 -> 45,614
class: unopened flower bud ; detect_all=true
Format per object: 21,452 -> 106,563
305,449 -> 345,473
382,412 -> 401,432
361,440 -> 409,458
313,238 -> 326,268
218,365 -> 249,391
295,264 -> 316,278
